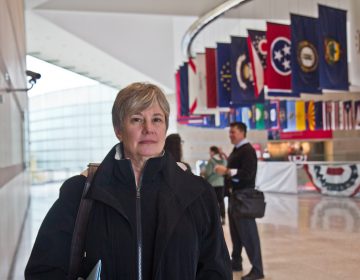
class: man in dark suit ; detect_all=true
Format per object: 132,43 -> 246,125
215,122 -> 264,280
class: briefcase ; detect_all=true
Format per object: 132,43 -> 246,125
230,188 -> 266,219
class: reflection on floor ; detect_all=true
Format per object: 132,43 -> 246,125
11,183 -> 360,279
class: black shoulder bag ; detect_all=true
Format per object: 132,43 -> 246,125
230,188 -> 266,219
68,163 -> 99,280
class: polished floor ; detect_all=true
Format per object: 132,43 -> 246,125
11,183 -> 360,279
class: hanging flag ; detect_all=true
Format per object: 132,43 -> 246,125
269,101 -> 280,130
195,53 -> 208,112
332,101 -> 340,130
175,70 -> 181,118
247,29 -> 266,101
314,101 -> 324,130
219,111 -> 230,128
342,101 -> 354,130
318,5 -> 349,90
255,103 -> 265,130
279,100 -> 288,129
235,107 -> 242,122
250,104 -> 257,129
229,108 -> 237,123
188,57 -> 198,114
230,36 -> 256,105
295,101 -> 306,131
179,63 -> 189,116
355,101 -> 360,130
290,14 -> 321,95
324,101 -> 333,130
263,101 -> 271,129
205,48 -> 217,108
241,106 -> 252,128
266,22 -> 294,97
306,101 -> 316,131
286,100 -> 296,131
216,43 -> 232,107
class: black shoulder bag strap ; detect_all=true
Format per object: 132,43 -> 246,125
68,163 -> 99,280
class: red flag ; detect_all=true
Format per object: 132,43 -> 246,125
205,48 -> 217,108
266,22 -> 292,97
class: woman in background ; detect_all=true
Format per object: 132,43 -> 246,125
204,146 -> 227,225
164,133 -> 191,171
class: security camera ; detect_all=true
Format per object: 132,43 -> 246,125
26,70 -> 41,84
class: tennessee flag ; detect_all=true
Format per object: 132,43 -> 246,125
266,22 -> 294,97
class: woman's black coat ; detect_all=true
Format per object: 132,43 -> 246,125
25,145 -> 231,279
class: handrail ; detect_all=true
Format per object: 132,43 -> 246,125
181,0 -> 254,59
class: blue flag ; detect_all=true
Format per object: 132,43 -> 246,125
230,36 -> 255,105
179,63 -> 189,116
314,101 -> 324,130
240,106 -> 252,128
286,101 -> 296,131
291,14 -> 321,95
318,5 -> 349,90
219,111 -> 230,128
216,43 -> 232,107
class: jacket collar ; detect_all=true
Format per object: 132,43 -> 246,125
87,143 -> 204,275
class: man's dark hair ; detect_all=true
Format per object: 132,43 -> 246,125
230,122 -> 247,136
210,146 -> 220,154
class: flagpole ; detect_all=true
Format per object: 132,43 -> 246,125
181,0 -> 254,59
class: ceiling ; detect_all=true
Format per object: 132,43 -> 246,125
25,0 -> 353,93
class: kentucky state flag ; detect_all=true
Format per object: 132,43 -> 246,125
216,43 -> 232,107
318,5 -> 349,90
266,22 -> 294,97
291,14 -> 321,95
230,36 -> 256,105
205,48 -> 217,108
247,30 -> 266,101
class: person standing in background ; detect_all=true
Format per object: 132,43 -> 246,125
164,133 -> 192,171
215,122 -> 264,280
203,146 -> 227,225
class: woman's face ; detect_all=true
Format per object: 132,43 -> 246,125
116,102 -> 167,162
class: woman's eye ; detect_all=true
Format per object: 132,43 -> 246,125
153,117 -> 164,123
131,117 -> 143,124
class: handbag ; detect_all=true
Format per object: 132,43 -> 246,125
230,188 -> 266,219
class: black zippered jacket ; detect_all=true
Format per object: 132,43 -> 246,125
25,144 -> 231,279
